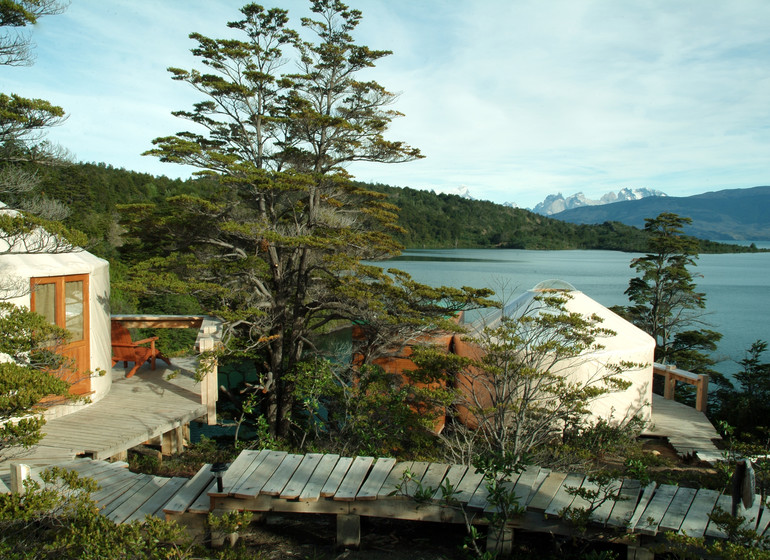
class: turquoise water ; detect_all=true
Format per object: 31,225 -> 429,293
381,249 -> 770,376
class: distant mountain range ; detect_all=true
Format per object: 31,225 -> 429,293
432,185 -> 475,200
553,186 -> 770,241
533,188 -> 666,215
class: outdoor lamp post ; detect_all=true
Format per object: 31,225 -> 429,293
211,462 -> 229,493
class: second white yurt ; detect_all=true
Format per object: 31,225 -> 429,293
456,280 -> 654,428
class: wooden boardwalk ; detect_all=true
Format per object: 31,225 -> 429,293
0,358 -> 207,473
3,450 -> 766,554
645,394 -> 723,463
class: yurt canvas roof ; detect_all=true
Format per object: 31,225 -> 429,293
0,202 -> 108,276
501,280 -> 654,357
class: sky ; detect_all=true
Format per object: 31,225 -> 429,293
6,0 -> 770,208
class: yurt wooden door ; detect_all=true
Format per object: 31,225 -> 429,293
30,274 -> 91,395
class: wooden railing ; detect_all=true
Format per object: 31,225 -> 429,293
653,363 -> 709,413
110,315 -> 221,425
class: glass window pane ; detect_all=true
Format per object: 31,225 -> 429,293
65,280 -> 84,341
35,283 -> 57,325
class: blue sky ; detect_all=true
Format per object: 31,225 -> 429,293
6,0 -> 770,208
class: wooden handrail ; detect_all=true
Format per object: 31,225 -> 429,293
652,362 -> 709,413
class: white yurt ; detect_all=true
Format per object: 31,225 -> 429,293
501,280 -> 654,424
0,206 -> 111,418
456,280 -> 654,428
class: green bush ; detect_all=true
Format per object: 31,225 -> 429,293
0,466 -> 253,559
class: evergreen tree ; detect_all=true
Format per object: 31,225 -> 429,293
0,1 -> 72,221
132,1 -> 490,438
712,340 -> 770,438
620,212 -> 721,370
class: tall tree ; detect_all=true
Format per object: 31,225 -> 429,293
712,340 -> 770,439
0,0 -> 68,66
136,1 -> 488,438
0,0 -> 80,304
620,212 -> 721,368
0,1 -> 71,220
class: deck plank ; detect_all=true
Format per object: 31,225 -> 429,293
57,459 -> 110,477
679,488 -> 720,538
527,471 -> 567,513
280,453 -> 324,500
605,479 -> 642,528
232,450 -> 287,498
545,473 -> 584,517
484,471 -> 522,515
400,461 -> 430,499
512,466 -> 541,507
636,484 -> 679,535
100,476 -> 153,517
466,478 -> 491,511
300,454 -> 340,502
626,482 -> 658,532
320,456 -> 354,498
658,486 -> 697,533
226,449 -> 271,495
188,481 -> 215,514
91,471 -> 138,502
453,466 -> 485,505
334,456 -> 374,501
377,461 -> 413,499
125,477 -> 187,522
589,478 -> 622,526
755,498 -> 770,537
162,464 -> 213,515
94,478 -> 142,511
108,476 -> 168,523
418,463 -> 449,495
526,468 -> 551,506
357,457 -> 397,500
566,476 -> 599,514
431,464 -> 468,502
209,449 -> 269,498
705,494 -> 732,539
261,454 -> 304,496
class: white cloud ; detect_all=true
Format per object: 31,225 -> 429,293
7,0 -> 770,206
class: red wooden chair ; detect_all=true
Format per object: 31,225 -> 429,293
111,321 -> 172,378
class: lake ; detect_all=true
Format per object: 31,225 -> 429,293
381,248 -> 770,377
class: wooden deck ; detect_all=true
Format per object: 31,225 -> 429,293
645,394 -> 723,463
4,450 -> 765,555
0,358 -> 208,473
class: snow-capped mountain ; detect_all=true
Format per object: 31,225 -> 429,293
432,185 -> 475,200
532,188 -> 666,215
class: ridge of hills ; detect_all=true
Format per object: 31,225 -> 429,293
19,162 -> 762,255
365,183 -> 756,253
553,185 -> 770,241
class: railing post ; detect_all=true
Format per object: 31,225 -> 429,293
663,366 -> 675,400
199,354 -> 218,426
695,374 -> 709,413
10,463 -> 30,494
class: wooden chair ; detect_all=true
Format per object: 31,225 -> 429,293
111,321 -> 172,378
